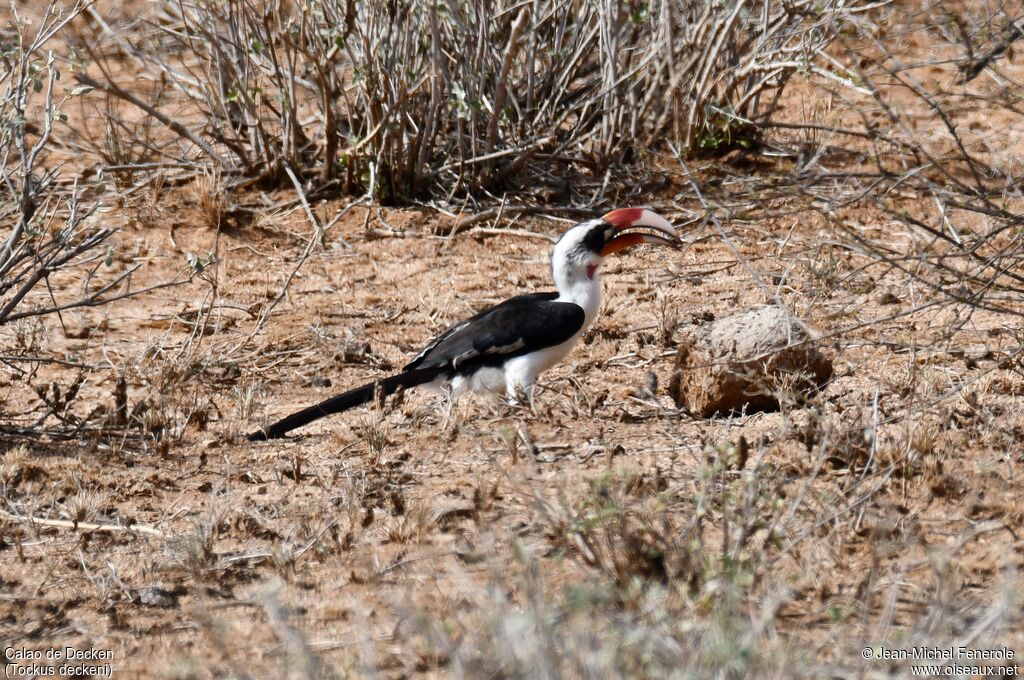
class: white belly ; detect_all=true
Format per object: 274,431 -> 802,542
505,337 -> 578,381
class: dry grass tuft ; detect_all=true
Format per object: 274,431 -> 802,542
191,169 -> 229,229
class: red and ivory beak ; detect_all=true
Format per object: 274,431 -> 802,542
599,208 -> 682,256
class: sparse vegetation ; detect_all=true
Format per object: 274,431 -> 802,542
2,0 -> 1023,678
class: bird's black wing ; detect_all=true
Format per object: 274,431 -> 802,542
403,292 -> 585,373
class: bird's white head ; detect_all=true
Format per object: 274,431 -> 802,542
552,207 -> 680,290
550,208 -> 680,323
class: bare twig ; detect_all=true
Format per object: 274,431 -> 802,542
1,511 -> 164,538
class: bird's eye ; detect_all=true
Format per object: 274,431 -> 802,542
604,228 -> 615,240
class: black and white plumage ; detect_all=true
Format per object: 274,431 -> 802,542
248,208 -> 680,440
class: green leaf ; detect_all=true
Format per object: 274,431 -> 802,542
68,85 -> 93,96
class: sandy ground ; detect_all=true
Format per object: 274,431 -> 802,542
2,0 -> 1024,677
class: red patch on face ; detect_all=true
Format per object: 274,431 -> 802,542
586,264 -> 598,279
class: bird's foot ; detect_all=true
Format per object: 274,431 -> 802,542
504,389 -> 538,418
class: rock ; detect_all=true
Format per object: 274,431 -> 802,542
668,305 -> 833,416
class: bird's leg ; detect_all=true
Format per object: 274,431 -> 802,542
440,383 -> 456,431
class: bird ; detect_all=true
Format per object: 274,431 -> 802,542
248,207 -> 681,440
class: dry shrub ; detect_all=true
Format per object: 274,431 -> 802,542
79,0 -> 861,202
785,1 -> 1024,327
0,1 -> 191,440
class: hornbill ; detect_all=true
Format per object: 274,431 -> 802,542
248,208 -> 680,441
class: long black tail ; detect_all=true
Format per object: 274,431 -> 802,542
247,368 -> 442,440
